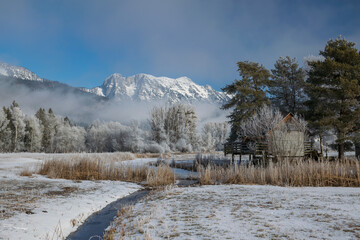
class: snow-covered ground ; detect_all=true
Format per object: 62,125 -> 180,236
0,153 -> 144,240
108,185 -> 360,240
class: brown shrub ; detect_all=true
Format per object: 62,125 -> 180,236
198,159 -> 360,187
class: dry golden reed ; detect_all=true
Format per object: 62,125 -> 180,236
20,169 -> 33,177
37,156 -> 175,187
198,159 -> 360,187
38,158 -> 147,181
146,164 -> 175,186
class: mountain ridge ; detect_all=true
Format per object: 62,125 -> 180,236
0,62 -> 43,82
80,73 -> 229,104
0,62 -> 229,104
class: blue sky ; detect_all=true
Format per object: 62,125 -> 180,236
0,0 -> 359,91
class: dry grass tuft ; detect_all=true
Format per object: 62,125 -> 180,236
146,164 -> 175,187
20,169 -> 33,177
198,159 -> 360,187
103,206 -> 137,240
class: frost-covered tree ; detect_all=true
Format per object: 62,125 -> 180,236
86,120 -> 108,152
201,122 -> 228,151
150,107 -> 168,147
86,121 -> 146,153
127,121 -> 145,153
35,108 -> 49,152
240,105 -> 284,139
46,108 -> 58,152
24,116 -> 42,152
150,104 -> 199,152
9,101 -> 26,152
54,119 -> 85,153
202,125 -> 215,152
0,108 -> 10,151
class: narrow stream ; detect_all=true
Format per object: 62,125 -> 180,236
66,164 -> 198,240
66,189 -> 150,240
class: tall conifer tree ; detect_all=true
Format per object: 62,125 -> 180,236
222,61 -> 270,142
305,37 -> 360,159
269,56 -> 306,114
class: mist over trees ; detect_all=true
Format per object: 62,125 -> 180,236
0,101 -> 228,153
223,36 -> 360,159
1,36 -> 359,159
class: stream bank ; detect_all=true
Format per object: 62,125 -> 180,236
66,189 -> 150,240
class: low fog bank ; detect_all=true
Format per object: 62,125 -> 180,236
0,78 -> 229,125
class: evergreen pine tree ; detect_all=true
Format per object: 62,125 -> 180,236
222,61 -> 270,142
305,37 -> 360,159
269,56 -> 306,114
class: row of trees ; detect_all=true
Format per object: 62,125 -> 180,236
149,104 -> 228,152
0,101 -> 228,153
0,101 -> 86,153
223,37 -> 360,159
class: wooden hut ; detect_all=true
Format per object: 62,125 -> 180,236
224,113 -> 312,163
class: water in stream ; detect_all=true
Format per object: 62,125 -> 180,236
66,189 -> 150,240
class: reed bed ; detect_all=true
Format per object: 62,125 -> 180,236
135,153 -> 171,159
37,156 -> 175,187
198,159 -> 360,187
38,158 -> 147,182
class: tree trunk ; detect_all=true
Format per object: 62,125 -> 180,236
13,125 -> 17,152
319,134 -> 324,159
355,141 -> 360,160
338,131 -> 345,160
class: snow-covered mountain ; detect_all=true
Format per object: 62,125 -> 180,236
0,62 -> 229,104
0,62 -> 43,82
81,73 -> 229,104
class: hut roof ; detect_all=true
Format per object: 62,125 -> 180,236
269,113 -> 306,135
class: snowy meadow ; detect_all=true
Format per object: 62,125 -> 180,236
0,153 -> 146,239
105,185 -> 360,240
1,152 -> 360,239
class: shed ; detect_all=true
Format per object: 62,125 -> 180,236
224,113 -> 312,162
268,113 -> 306,157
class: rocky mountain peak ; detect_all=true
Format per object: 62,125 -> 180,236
0,62 -> 43,82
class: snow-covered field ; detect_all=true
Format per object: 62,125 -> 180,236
108,185 -> 360,240
0,153 -> 143,240
2,152 -> 359,240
